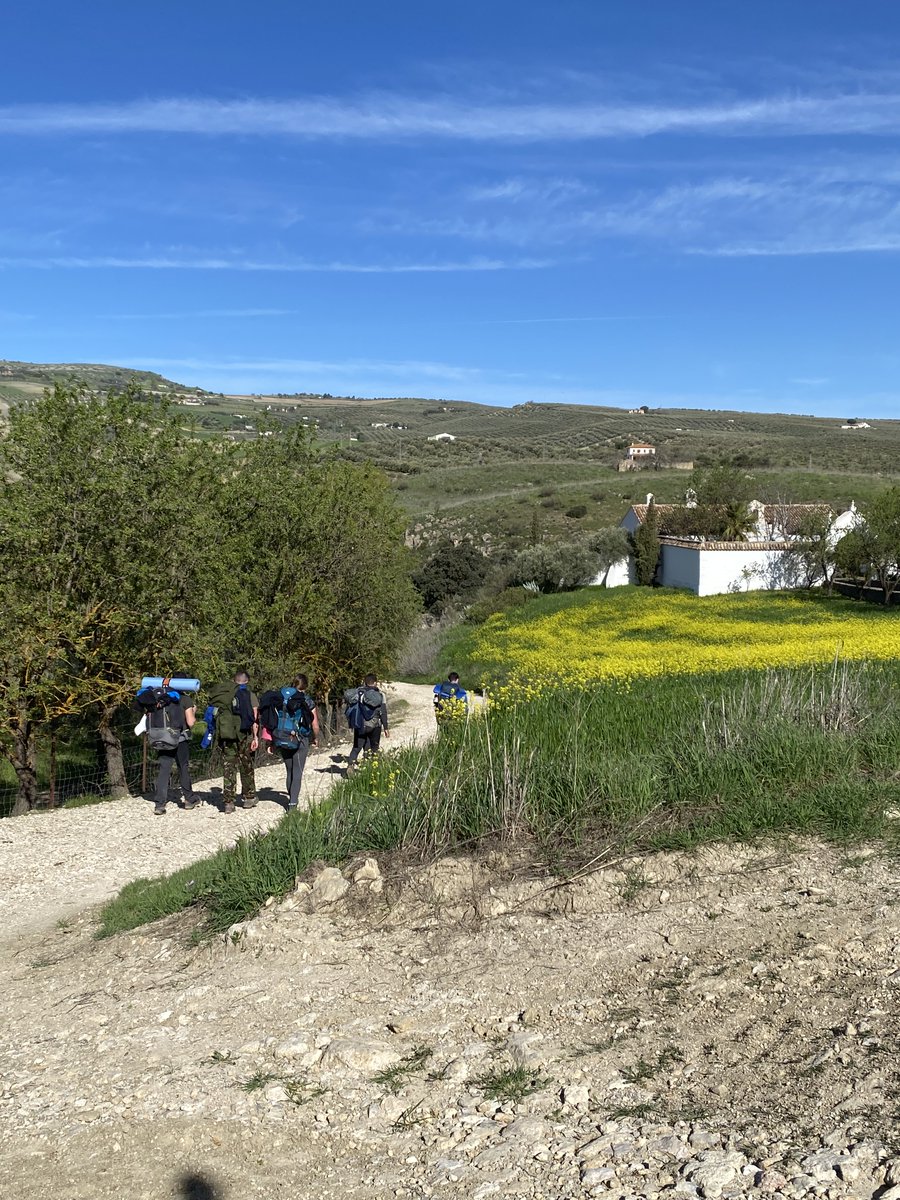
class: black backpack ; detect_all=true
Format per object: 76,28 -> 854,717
134,686 -> 184,750
343,686 -> 383,733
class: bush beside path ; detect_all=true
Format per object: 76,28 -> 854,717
0,683 -> 436,944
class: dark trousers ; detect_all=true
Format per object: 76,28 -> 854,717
280,739 -> 310,809
155,740 -> 194,807
222,736 -> 256,802
347,727 -> 381,766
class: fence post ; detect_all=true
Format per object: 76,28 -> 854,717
48,730 -> 57,809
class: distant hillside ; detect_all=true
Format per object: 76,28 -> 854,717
2,358 -> 898,548
0,359 -> 195,407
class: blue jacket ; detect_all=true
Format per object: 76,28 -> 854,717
433,681 -> 468,709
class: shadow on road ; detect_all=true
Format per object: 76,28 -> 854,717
178,1174 -> 223,1199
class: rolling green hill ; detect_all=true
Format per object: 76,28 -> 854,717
2,359 -> 897,546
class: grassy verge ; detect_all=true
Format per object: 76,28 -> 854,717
97,658 -> 900,940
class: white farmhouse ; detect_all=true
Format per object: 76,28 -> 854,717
427,432 -> 457,442
598,495 -> 862,596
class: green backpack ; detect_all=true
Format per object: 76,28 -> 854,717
208,681 -> 242,741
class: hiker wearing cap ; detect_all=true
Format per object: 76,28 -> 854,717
433,671 -> 468,722
343,674 -> 389,774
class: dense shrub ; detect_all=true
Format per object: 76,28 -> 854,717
507,542 -> 598,592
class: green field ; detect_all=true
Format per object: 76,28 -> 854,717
3,358 -> 898,553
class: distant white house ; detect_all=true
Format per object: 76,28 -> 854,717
427,433 -> 457,442
627,442 -> 656,458
597,495 -> 862,596
841,421 -> 871,430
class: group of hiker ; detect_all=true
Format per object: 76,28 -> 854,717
134,670 -> 468,816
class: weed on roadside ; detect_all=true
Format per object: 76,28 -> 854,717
372,1044 -> 434,1093
203,1050 -> 234,1066
621,867 -> 649,905
609,1101 -> 660,1119
620,1045 -> 684,1085
475,1065 -> 551,1104
392,1100 -> 427,1130
240,1069 -> 325,1105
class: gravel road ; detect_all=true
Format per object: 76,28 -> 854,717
0,682 -> 436,942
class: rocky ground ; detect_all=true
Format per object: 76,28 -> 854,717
3,817 -> 900,1199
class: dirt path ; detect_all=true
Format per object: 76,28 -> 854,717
3,840 -> 900,1200
0,682 -> 436,943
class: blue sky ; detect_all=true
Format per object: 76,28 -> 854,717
3,0 -> 900,416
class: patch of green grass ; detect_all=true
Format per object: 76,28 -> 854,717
98,656 -> 900,940
372,1044 -> 434,1093
62,793 -> 117,809
475,1065 -> 551,1103
608,1101 -> 660,1119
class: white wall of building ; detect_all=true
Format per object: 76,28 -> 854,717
695,547 -> 793,595
660,544 -> 702,591
598,557 -> 633,587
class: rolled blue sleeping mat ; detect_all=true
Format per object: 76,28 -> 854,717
140,676 -> 201,692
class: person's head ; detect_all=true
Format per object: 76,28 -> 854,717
448,672 -> 460,683
364,673 -> 377,687
234,670 -> 250,688
292,674 -> 309,691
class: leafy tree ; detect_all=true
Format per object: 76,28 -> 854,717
221,430 -> 420,696
780,509 -> 840,591
633,500 -> 661,586
413,538 -> 491,615
691,466 -> 753,506
508,542 -> 597,592
0,384 -> 230,809
588,526 -> 631,586
864,486 -> 900,603
832,528 -> 875,597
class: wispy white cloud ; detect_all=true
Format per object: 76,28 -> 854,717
5,89 -> 900,141
465,176 -> 591,203
133,355 -> 499,384
0,253 -> 554,272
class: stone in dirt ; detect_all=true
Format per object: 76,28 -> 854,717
353,858 -> 381,883
322,1037 -> 401,1073
311,867 -> 350,904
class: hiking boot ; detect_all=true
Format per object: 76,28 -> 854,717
223,801 -> 235,815
182,797 -> 199,810
153,804 -> 166,816
242,798 -> 258,809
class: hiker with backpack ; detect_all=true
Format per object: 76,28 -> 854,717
207,671 -> 259,814
433,671 -> 469,721
343,674 -> 389,774
133,680 -> 198,816
258,674 -> 319,810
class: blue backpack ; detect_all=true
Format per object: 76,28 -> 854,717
271,687 -> 313,750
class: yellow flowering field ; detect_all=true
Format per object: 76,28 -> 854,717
454,588 -> 900,685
